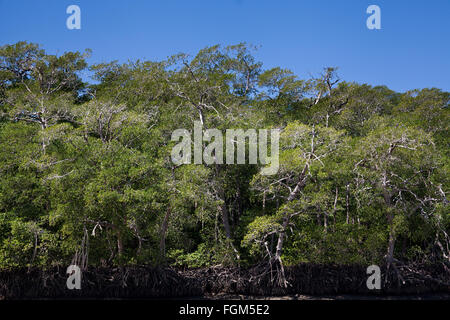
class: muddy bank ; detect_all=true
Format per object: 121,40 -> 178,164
0,263 -> 448,300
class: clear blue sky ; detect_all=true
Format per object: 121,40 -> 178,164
1,0 -> 449,92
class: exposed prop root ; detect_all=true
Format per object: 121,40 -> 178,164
0,263 -> 448,299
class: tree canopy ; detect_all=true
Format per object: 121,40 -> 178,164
0,42 -> 448,280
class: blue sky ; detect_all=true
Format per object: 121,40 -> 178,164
1,0 -> 449,92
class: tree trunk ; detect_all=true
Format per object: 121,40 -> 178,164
221,202 -> 232,239
274,215 -> 289,287
386,211 -> 395,267
117,231 -> 123,259
382,178 -> 396,268
346,183 -> 350,224
272,163 -> 309,287
160,206 -> 172,259
275,163 -> 309,258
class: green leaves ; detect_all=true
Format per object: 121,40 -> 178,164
0,41 -> 448,269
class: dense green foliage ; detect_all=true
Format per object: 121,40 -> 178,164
0,42 -> 448,270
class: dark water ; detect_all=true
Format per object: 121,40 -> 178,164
203,293 -> 450,300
